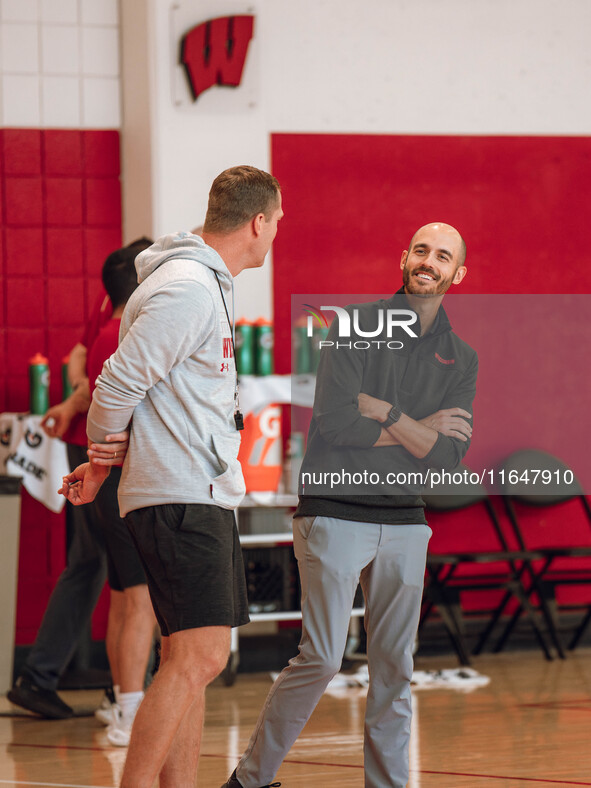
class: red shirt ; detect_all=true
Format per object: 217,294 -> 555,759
87,318 -> 121,397
62,292 -> 114,446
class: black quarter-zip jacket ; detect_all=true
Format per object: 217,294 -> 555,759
295,289 -> 478,524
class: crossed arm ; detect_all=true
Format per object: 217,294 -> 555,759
358,393 -> 472,455
57,436 -> 125,505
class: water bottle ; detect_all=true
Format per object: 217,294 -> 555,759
29,353 -> 50,415
235,320 -> 255,375
293,319 -> 311,374
61,355 -> 73,399
310,326 -> 330,372
254,318 -> 274,376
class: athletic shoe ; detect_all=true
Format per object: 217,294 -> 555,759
220,769 -> 281,787
95,688 -> 116,725
7,676 -> 73,719
106,703 -> 134,747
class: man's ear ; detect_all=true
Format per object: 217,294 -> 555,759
252,213 -> 265,237
452,265 -> 467,285
400,250 -> 408,271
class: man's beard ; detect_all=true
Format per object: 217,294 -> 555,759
403,265 -> 453,296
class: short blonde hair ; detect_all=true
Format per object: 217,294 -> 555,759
203,165 -> 281,234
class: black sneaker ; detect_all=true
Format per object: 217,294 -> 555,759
220,769 -> 281,788
7,676 -> 73,719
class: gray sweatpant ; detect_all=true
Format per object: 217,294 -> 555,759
236,515 -> 431,788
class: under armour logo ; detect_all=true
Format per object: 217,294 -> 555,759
181,15 -> 255,100
220,363 -> 230,373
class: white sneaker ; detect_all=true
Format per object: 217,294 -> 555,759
95,691 -> 115,726
106,703 -> 134,747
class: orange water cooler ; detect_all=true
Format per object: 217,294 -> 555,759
237,404 -> 283,492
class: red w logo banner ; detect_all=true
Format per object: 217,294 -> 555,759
181,15 -> 254,100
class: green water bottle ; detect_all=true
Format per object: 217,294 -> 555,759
254,318 -> 274,376
235,319 -> 255,375
61,355 -> 73,399
311,326 -> 330,372
29,353 -> 50,415
293,320 -> 311,374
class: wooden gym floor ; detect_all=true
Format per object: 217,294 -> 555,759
1,649 -> 590,787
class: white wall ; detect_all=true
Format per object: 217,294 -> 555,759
0,0 -> 120,128
122,0 -> 591,318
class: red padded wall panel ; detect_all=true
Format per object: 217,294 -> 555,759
4,228 -> 44,275
272,134 -> 591,367
6,376 -> 29,413
6,277 -> 45,327
4,329 -> 46,372
84,227 -> 123,276
0,325 -> 5,404
45,178 -> 84,226
47,277 -> 86,326
4,178 -> 43,225
1,127 -> 122,645
85,178 -> 122,226
46,228 -> 84,275
44,130 -> 83,176
2,129 -> 42,175
83,130 -> 120,176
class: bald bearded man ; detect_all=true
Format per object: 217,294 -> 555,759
222,223 -> 478,788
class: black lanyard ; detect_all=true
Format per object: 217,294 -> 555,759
214,272 -> 244,430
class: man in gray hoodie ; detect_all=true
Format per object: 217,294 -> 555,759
61,165 -> 283,788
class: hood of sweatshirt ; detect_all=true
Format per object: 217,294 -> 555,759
134,231 -> 232,285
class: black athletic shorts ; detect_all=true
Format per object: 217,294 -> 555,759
125,503 -> 250,636
94,467 -> 147,592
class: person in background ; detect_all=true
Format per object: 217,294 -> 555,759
88,244 -> 157,746
61,166 -> 283,788
7,240 -> 150,721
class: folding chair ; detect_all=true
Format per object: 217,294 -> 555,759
422,465 -> 555,664
499,449 -> 591,654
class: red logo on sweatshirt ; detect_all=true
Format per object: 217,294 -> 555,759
435,353 -> 455,365
181,16 -> 254,100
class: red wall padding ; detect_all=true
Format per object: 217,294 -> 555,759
1,128 -> 121,644
271,133 -> 591,371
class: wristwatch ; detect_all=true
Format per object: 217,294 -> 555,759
382,404 -> 402,428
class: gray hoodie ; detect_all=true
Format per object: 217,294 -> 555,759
87,232 -> 245,516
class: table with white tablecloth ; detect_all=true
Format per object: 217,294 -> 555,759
0,413 -> 70,692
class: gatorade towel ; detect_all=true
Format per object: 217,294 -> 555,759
0,413 -> 25,471
237,404 -> 282,492
5,415 -> 68,512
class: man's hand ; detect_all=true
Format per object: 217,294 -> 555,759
41,401 -> 78,439
358,393 -> 391,423
418,408 -> 472,441
59,462 -> 109,505
41,377 -> 91,439
87,430 -> 130,466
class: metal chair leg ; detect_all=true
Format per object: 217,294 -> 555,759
568,605 -> 591,651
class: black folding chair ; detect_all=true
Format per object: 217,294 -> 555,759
499,449 -> 591,654
422,466 -> 554,663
